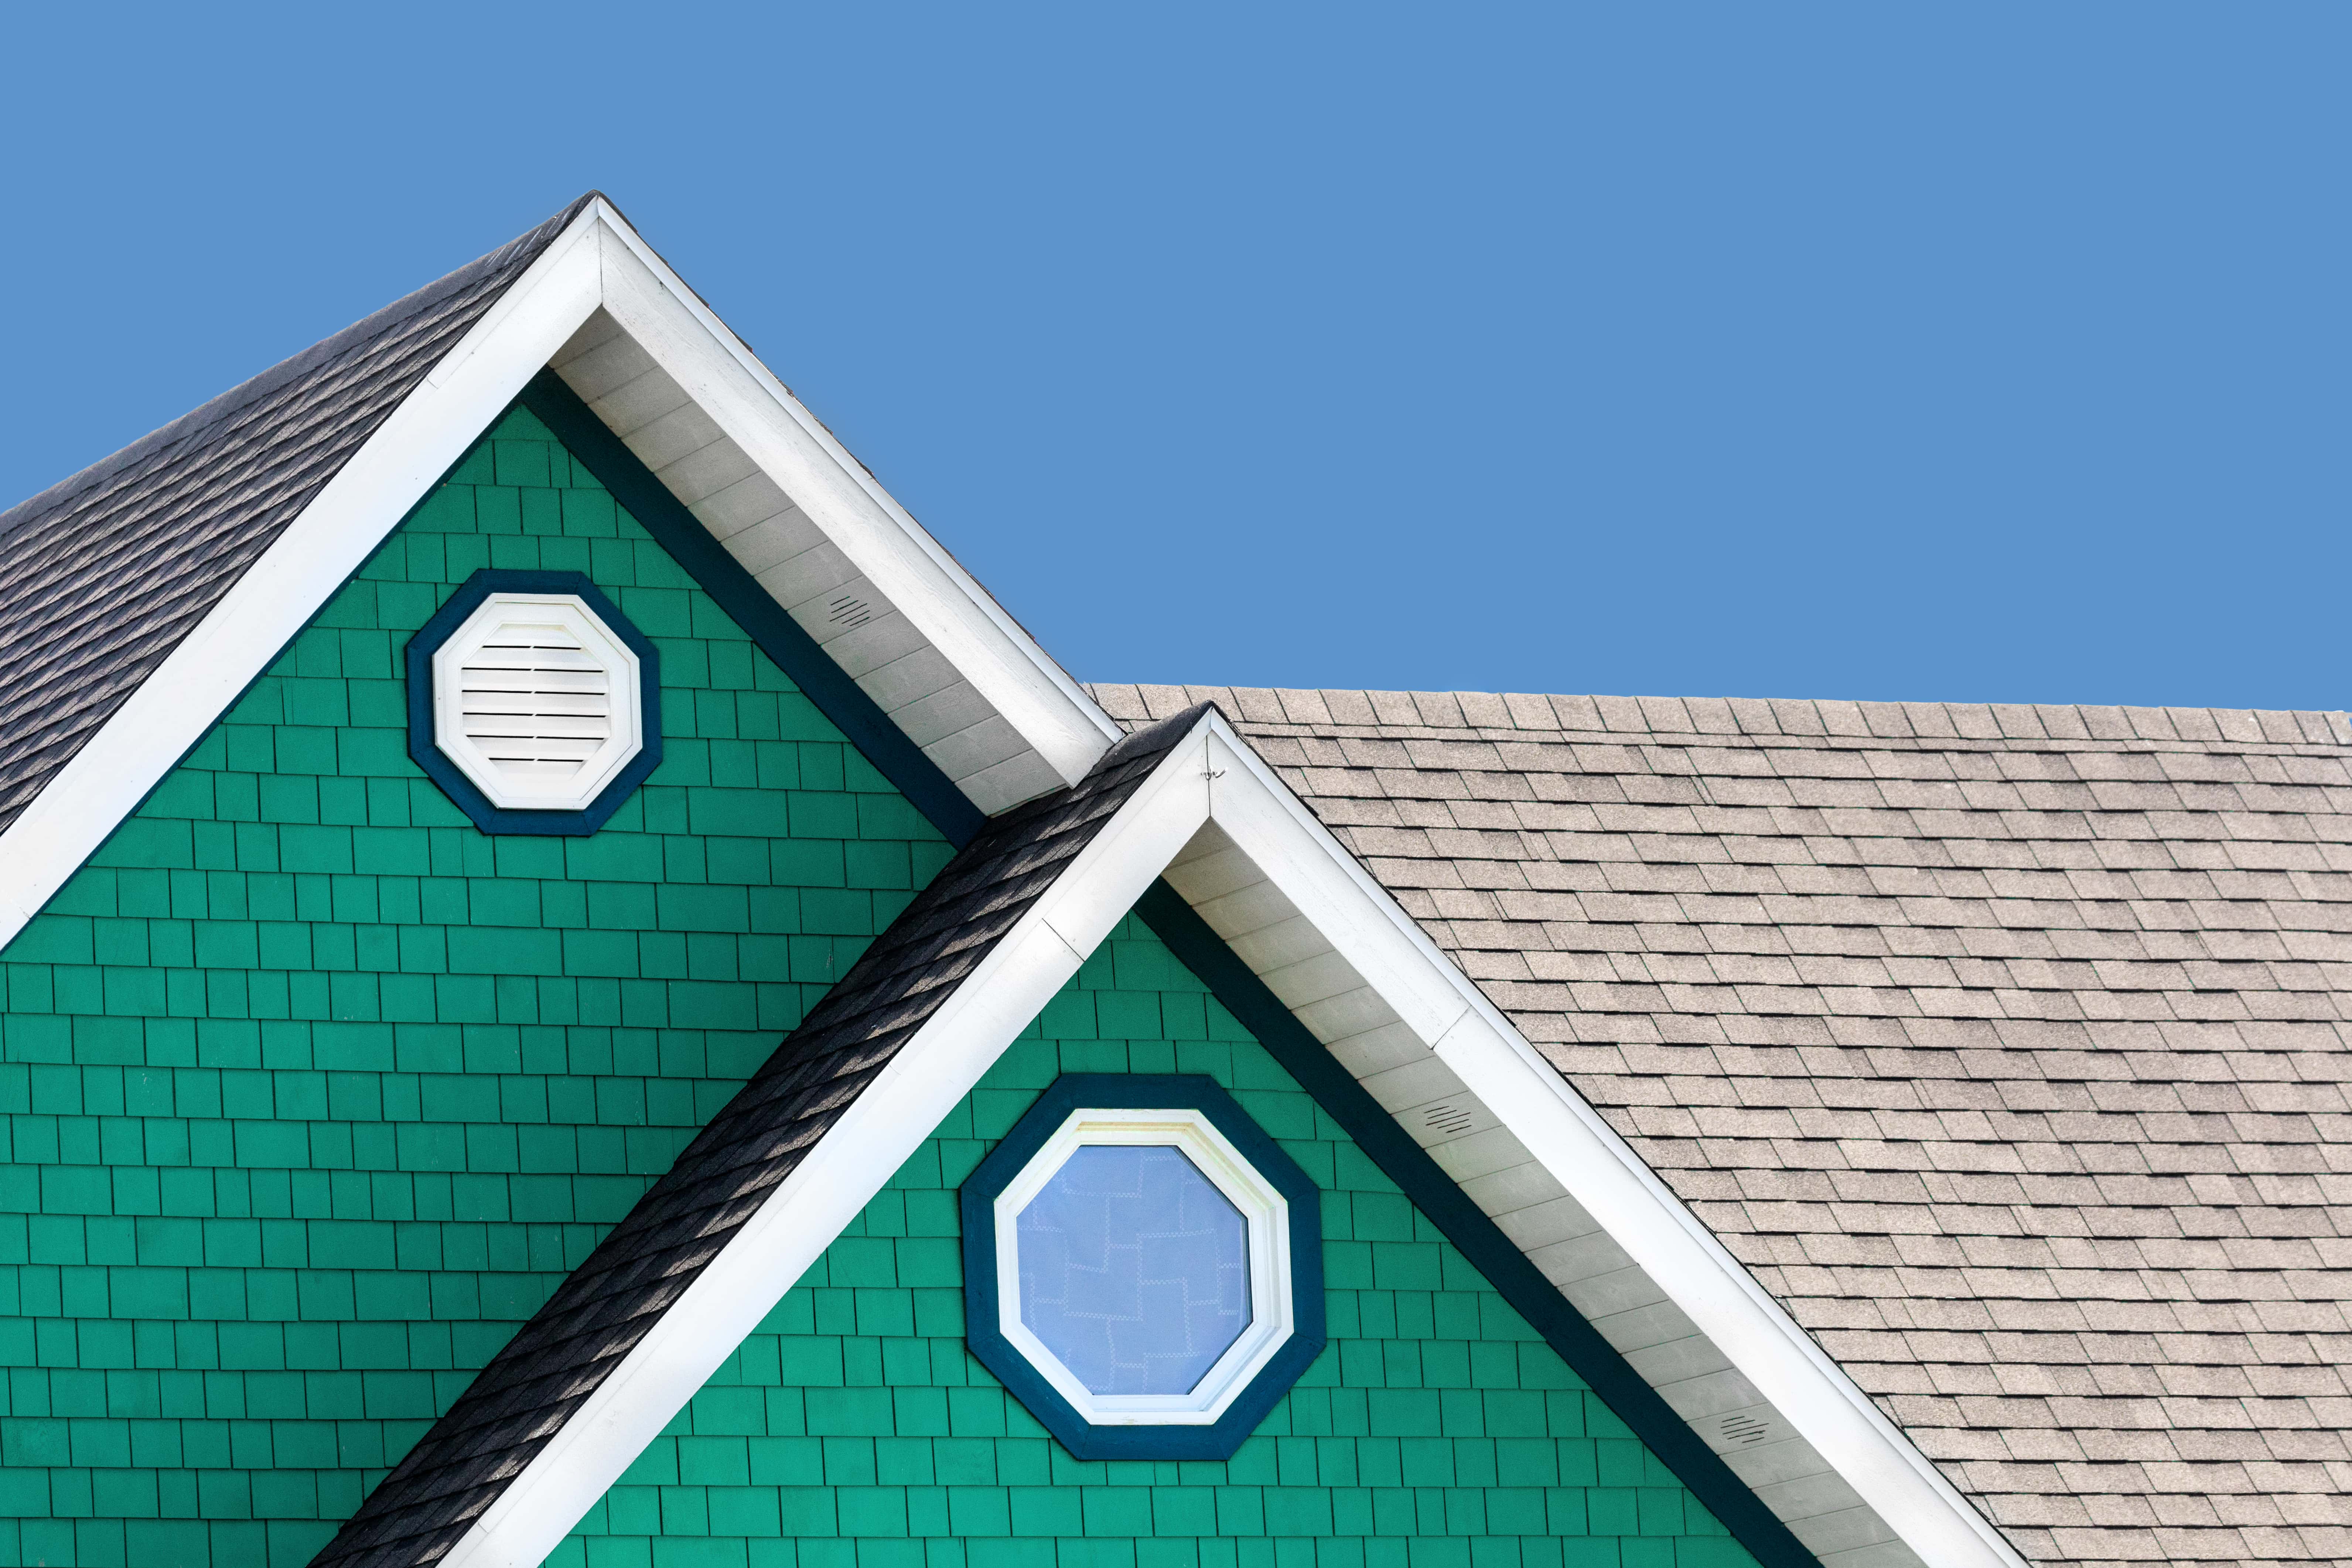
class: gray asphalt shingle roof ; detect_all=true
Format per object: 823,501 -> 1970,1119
1090,682 -> 2352,1568
0,195 -> 591,836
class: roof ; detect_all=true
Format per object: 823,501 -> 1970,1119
7,185 -> 2337,1568
0,195 -> 593,836
1089,683 -> 2352,1568
311,707 -> 1205,1568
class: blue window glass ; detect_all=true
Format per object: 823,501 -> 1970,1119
1015,1144 -> 1251,1395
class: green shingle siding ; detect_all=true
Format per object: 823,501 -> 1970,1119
0,407 -> 949,1568
552,918 -> 1757,1568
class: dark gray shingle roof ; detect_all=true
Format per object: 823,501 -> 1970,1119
0,195 -> 594,834
1092,683 -> 2352,1568
311,707 -> 1206,1568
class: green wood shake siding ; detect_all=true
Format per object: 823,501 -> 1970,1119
0,407 -> 951,1568
552,916 -> 1758,1568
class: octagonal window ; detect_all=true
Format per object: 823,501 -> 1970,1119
407,570 -> 662,836
1015,1143 -> 1251,1396
962,1075 -> 1325,1461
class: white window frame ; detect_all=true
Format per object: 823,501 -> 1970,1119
431,591 -> 644,812
992,1107 -> 1296,1426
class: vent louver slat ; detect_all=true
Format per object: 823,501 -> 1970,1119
458,621 -> 615,778
429,589 -> 647,813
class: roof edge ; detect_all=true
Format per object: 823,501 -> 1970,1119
0,192 -> 600,545
0,197 -> 607,951
576,194 -> 1124,785
317,710 -> 1222,1568
321,701 -> 2027,1568
1090,681 -> 2352,750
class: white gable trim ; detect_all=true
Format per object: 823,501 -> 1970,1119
1190,719 -> 2029,1568
0,216 -> 605,953
439,709 -> 2028,1568
446,722 -> 1219,1568
0,199 -> 1119,955
586,208 -> 1121,789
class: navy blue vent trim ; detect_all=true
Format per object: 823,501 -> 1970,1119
405,569 -> 662,836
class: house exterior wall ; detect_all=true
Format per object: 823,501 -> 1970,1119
550,915 -> 1757,1568
0,407 -> 950,1567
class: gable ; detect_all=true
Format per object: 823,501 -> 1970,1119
0,199 -> 2113,1568
342,701 -> 2014,1568
0,195 -> 1120,975
0,405 -> 951,1568
547,914 -> 1763,1568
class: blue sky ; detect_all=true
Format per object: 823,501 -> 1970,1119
4,5 -> 2344,710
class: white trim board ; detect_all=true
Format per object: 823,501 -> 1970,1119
0,198 -> 1120,955
583,209 -> 1121,788
0,215 -> 605,956
433,708 -> 2028,1568
441,720 -> 1221,1568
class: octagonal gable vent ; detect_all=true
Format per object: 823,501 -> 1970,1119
437,595 -> 638,807
408,571 -> 661,835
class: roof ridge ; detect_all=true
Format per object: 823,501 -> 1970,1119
1083,683 -> 2352,749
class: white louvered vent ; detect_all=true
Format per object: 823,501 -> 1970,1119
432,593 -> 644,812
460,618 -> 612,775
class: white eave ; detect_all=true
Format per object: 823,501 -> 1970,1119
0,197 -> 1120,954
436,709 -> 2031,1568
557,208 -> 1119,810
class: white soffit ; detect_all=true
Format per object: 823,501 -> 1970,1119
563,204 -> 1121,812
437,710 -> 2028,1568
0,197 -> 1122,954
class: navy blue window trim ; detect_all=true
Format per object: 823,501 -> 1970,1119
499,372 -> 1806,1553
516,370 -> 988,848
1133,883 -> 1822,1568
405,569 -> 663,837
961,1073 -> 1326,1461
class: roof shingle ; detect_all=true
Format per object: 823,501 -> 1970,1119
1092,681 -> 2352,1568
0,196 -> 592,835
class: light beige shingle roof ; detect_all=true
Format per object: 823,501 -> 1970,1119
1091,683 -> 2352,1568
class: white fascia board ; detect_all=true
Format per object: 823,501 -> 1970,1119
0,213 -> 607,956
583,199 -> 1120,789
1191,713 -> 2030,1568
0,196 -> 1125,954
442,710 -> 2022,1568
440,723 -> 1214,1568
428,710 -> 2023,1568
